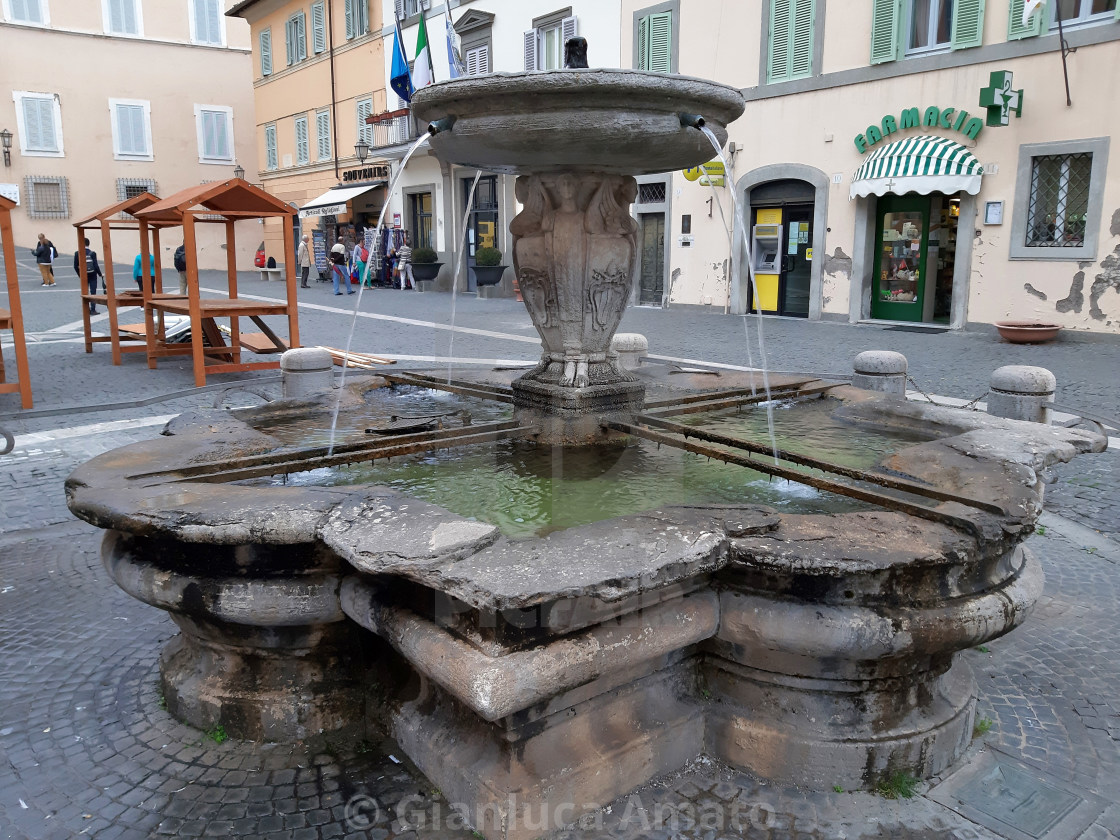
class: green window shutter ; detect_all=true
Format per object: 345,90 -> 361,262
869,0 -> 899,64
260,29 -> 272,75
1007,0 -> 1043,39
637,15 -> 648,69
645,12 -> 672,73
768,0 -> 791,82
951,0 -> 985,49
790,0 -> 814,77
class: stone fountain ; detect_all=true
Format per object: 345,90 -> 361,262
66,67 -> 1107,840
411,70 -> 744,440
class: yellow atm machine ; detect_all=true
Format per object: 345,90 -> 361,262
751,209 -> 783,312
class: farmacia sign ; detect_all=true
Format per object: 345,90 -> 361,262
855,106 -> 984,154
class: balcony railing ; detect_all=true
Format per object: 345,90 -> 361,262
369,111 -> 419,150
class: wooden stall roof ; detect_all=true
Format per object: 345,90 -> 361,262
73,192 -> 161,228
134,179 -> 294,224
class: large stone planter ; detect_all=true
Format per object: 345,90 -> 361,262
410,262 -> 442,282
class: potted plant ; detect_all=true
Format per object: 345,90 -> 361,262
409,246 -> 442,282
472,246 -> 507,287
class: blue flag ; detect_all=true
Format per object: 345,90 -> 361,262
445,15 -> 465,79
390,17 -> 413,103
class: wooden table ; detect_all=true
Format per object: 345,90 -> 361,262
145,297 -> 290,386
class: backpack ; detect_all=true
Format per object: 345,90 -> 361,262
174,245 -> 186,272
360,245 -> 369,262
85,250 -> 97,273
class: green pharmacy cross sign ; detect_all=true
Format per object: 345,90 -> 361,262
979,71 -> 1023,127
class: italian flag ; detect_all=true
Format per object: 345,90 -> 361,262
414,11 -> 434,88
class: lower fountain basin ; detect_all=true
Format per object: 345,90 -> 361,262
64,366 -> 1105,838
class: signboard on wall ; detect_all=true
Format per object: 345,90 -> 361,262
0,184 -> 18,204
682,161 -> 726,187
312,230 -> 328,273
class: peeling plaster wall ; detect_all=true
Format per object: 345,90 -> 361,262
618,0 -> 1120,334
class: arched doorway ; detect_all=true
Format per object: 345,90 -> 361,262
733,164 -> 829,319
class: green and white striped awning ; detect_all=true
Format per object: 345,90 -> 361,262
850,135 -> 983,199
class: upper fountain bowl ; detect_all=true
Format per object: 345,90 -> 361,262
410,69 -> 745,176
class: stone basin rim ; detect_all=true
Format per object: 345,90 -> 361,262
410,68 -> 747,114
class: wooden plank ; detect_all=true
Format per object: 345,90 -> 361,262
238,332 -> 288,354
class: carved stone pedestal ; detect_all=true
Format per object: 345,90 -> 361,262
510,172 -> 644,440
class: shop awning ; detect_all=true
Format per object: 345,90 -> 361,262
849,135 -> 982,199
298,182 -> 385,218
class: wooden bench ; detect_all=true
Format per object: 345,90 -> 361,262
257,268 -> 283,282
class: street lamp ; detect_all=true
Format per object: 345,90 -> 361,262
354,140 -> 369,164
1,129 -> 12,167
233,163 -> 245,180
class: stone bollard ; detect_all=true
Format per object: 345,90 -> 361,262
281,347 -> 334,399
988,365 -> 1055,425
611,333 -> 648,371
851,350 -> 907,396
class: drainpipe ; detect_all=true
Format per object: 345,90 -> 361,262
328,0 -> 339,180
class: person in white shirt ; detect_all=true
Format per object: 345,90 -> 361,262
395,235 -> 414,290
297,235 -> 312,288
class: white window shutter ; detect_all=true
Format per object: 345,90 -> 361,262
285,19 -> 294,65
561,16 -> 578,43
311,2 -> 326,53
123,0 -> 138,34
523,30 -> 537,70
193,0 -> 208,41
213,113 -> 230,159
23,98 -> 43,150
297,12 -> 307,60
394,0 -> 404,21
108,0 -> 124,32
478,44 -> 489,74
345,0 -> 355,38
205,0 -> 221,43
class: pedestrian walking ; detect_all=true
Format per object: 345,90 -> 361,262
73,237 -> 104,314
133,253 -> 152,293
174,244 -> 189,295
396,235 -> 414,290
32,233 -> 56,286
330,239 -> 353,295
297,235 -> 312,288
351,238 -> 367,288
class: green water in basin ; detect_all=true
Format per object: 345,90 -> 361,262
248,389 -> 928,539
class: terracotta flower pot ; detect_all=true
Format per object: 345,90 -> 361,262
995,321 -> 1062,344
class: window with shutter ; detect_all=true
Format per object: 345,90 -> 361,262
1006,0 -> 1043,38
112,101 -> 150,158
345,0 -> 355,38
260,29 -> 272,75
285,19 -> 294,65
265,124 -> 278,170
869,0 -> 899,63
286,12 -> 307,63
523,30 -> 537,70
465,45 -> 488,75
316,110 -> 331,160
768,0 -> 814,82
951,0 -> 984,49
10,0 -> 43,23
18,95 -> 60,155
295,116 -> 309,165
196,106 -> 233,163
311,2 -> 326,53
356,0 -> 368,35
356,98 -> 373,146
638,11 -> 672,73
107,0 -> 140,34
191,0 -> 222,44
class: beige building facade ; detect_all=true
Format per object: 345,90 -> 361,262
0,0 -> 258,271
228,0 -> 388,276
621,0 -> 1120,335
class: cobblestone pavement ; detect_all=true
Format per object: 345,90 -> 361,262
1,253 -> 1119,839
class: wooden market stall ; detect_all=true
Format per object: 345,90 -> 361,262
73,192 -> 168,365
0,195 -> 32,408
133,179 -> 299,387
